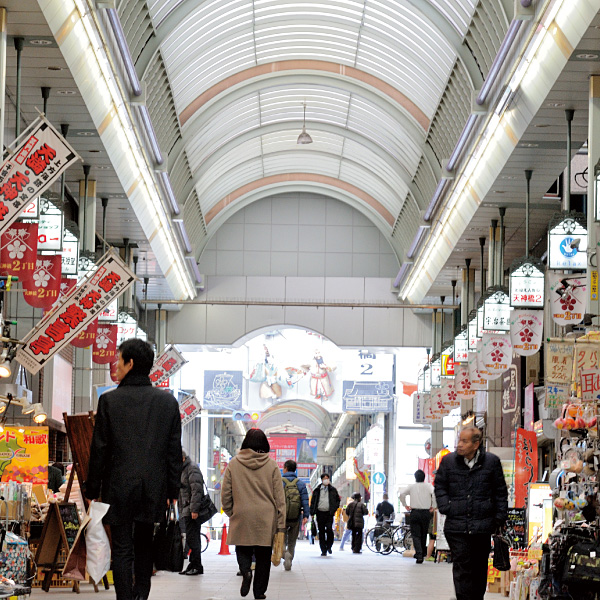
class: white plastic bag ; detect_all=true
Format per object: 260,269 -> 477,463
85,501 -> 111,584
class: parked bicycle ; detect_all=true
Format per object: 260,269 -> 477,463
365,520 -> 413,555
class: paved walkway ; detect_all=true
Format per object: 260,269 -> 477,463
34,538 -> 497,599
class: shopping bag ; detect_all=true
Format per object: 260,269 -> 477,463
196,482 -> 218,525
63,512 -> 90,581
153,505 -> 184,572
492,533 -> 511,571
271,531 -> 284,566
85,501 -> 111,584
0,532 -> 28,584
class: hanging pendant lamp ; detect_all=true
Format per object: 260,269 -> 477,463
297,102 -> 313,145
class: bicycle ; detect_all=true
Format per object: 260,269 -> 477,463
365,520 -> 412,554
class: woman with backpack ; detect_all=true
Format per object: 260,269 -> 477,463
345,492 -> 369,554
281,459 -> 310,571
222,429 -> 286,599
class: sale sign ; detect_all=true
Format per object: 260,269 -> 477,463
149,345 -> 188,386
16,251 -> 135,374
0,116 -> 80,238
180,394 -> 202,426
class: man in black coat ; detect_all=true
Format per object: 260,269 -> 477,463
179,450 -> 205,576
309,473 -> 340,556
434,427 -> 508,600
86,339 -> 182,600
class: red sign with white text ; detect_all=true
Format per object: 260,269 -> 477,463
92,324 -> 118,365
23,254 -> 62,309
71,317 -> 98,349
267,436 -> 298,468
514,428 -> 538,509
0,222 -> 38,283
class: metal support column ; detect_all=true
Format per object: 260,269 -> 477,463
564,109 -> 574,212
0,9 -> 7,158
587,78 -> 600,318
13,37 -> 23,139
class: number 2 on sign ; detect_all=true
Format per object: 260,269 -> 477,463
360,363 -> 373,376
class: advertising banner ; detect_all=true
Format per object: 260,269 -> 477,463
0,222 -> 38,282
574,342 -> 600,384
514,428 -> 538,509
342,351 -> 394,412
16,251 -> 136,374
455,364 -> 476,401
0,426 -> 49,484
545,384 -> 569,409
296,438 -> 318,469
92,324 -> 118,365
413,392 -> 427,424
545,339 -> 574,385
482,333 -> 512,377
149,345 -> 188,386
580,368 -> 600,402
467,351 -> 488,390
0,117 -> 80,238
203,370 -> 243,410
267,436 -> 297,468
23,254 -> 62,309
510,310 -> 543,357
524,383 -> 535,431
70,317 -> 98,349
440,377 -> 460,412
179,394 -> 202,427
548,272 -> 586,326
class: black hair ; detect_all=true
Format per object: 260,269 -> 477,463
118,338 -> 155,376
414,469 -> 426,482
352,492 -> 361,501
284,459 -> 297,472
240,428 -> 270,453
321,472 -> 330,480
52,462 -> 64,475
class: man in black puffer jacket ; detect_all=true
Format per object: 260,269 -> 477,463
179,451 -> 206,576
434,427 -> 508,600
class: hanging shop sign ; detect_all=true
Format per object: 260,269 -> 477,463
441,348 -> 455,376
454,328 -> 469,363
545,384 -> 569,409
467,350 -> 488,390
346,447 -> 357,480
548,272 -> 586,326
20,198 -> 39,219
417,370 -> 425,393
482,333 -> 512,376
203,370 -> 243,410
509,257 -> 545,309
0,426 -> 49,484
423,366 -> 431,392
179,394 -> 202,427
413,392 -> 426,424
116,312 -> 137,346
70,317 -> 98,349
99,299 -> 118,322
76,254 -> 96,283
573,341 -> 600,384
580,368 -> 600,402
364,425 -> 384,465
267,436 -> 297,469
61,228 -> 78,275
440,377 -> 460,412
514,428 -> 538,509
477,339 -> 501,381
483,287 -> 511,332
342,352 -> 394,412
297,438 -> 318,469
547,212 -> 587,270
0,222 -> 38,283
468,313 -> 479,350
477,304 -> 485,337
149,345 -> 188,387
37,199 -> 63,251
455,364 -> 475,401
16,250 -> 135,374
430,357 -> 441,387
0,116 -> 80,238
545,339 -> 574,385
431,387 -> 446,420
92,324 -> 118,364
509,310 -> 543,356
502,359 -> 521,444
23,254 -> 62,309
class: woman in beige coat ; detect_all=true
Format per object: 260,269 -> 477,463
222,428 -> 286,600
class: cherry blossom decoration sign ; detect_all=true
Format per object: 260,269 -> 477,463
481,333 -> 513,378
510,310 -> 543,357
468,351 -> 488,390
455,364 -> 476,401
0,222 -> 38,283
0,116 -> 79,238
548,272 -> 586,326
16,251 -> 135,374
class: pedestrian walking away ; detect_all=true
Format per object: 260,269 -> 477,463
345,492 -> 368,554
281,459 -> 310,571
338,497 -> 353,551
222,428 -> 286,600
375,493 -> 395,526
310,472 -> 341,556
399,469 -> 435,564
85,338 -> 182,600
434,426 -> 508,600
179,450 -> 206,576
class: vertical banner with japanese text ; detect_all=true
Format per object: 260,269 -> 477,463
149,345 -> 188,386
574,341 -> 600,387
0,222 -> 38,282
468,352 -> 488,390
70,317 -> 98,349
548,273 -> 586,326
23,254 -> 62,309
16,251 -> 135,374
481,334 -> 512,378
0,117 -> 80,237
545,339 -> 574,385
514,428 -> 538,509
510,310 -> 543,356
455,364 -> 476,401
92,324 -> 118,364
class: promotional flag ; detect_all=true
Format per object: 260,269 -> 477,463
16,251 -> 136,374
149,345 -> 188,386
482,334 -> 512,378
92,324 -> 118,364
455,364 -> 476,401
70,318 -> 98,349
515,428 -> 538,508
468,351 -> 488,390
510,310 -> 543,357
180,394 -> 202,427
548,272 -> 586,326
476,339 -> 502,381
23,254 -> 62,309
0,222 -> 38,282
0,116 -> 80,238
109,360 -> 119,383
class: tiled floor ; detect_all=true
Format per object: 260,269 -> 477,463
34,538 -> 497,599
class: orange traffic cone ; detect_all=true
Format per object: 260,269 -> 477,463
218,524 -> 231,555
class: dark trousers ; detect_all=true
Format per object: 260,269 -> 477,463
351,527 -> 363,553
236,546 -> 271,598
183,516 -> 203,570
110,520 -> 154,600
284,519 -> 300,559
410,509 -> 432,560
316,511 -> 334,554
445,532 -> 491,600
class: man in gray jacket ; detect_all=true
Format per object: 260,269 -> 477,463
179,451 -> 206,576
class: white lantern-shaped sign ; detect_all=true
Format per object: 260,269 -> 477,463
430,356 -> 441,387
547,212 -> 587,270
468,310 -> 479,350
483,287 -> 511,332
423,366 -> 431,392
454,327 -> 469,363
509,257 -> 545,309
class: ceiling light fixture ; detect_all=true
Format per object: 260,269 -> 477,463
32,404 -> 47,424
297,102 -> 313,145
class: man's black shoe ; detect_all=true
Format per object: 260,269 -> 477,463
321,552 -> 327,556
237,570 -> 243,576
416,558 -> 424,564
327,548 -> 332,554
185,568 -> 203,575
241,571 -> 252,597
